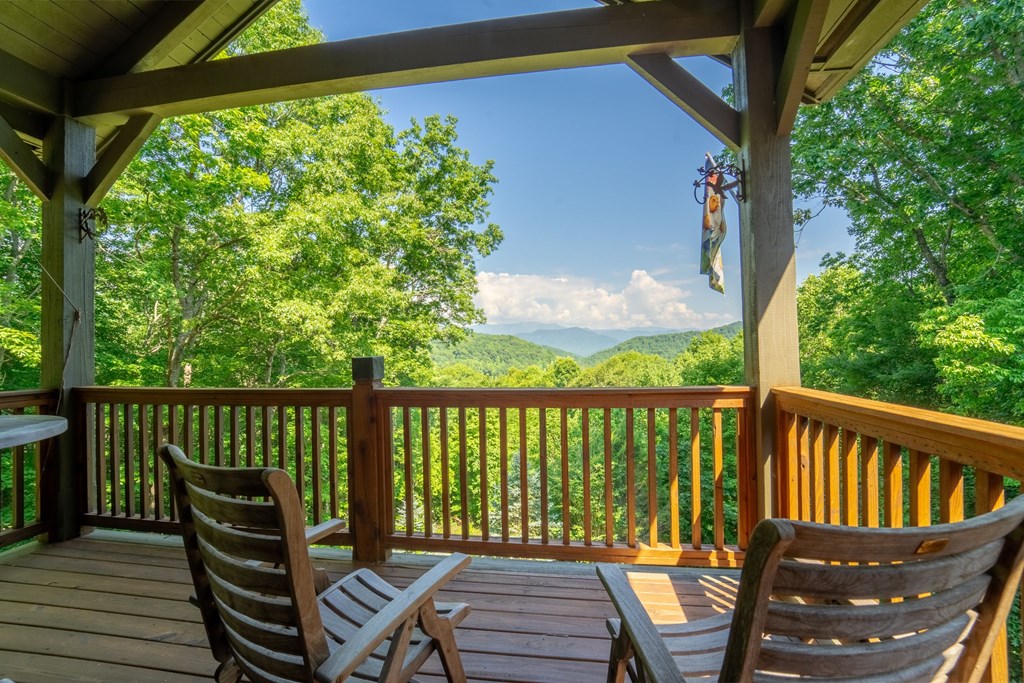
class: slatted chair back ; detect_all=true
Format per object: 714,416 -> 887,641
160,443 -> 330,683
723,494 -> 1024,682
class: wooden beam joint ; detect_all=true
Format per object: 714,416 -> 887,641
0,112 -> 51,199
627,52 -> 740,152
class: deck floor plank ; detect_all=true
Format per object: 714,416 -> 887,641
0,532 -> 736,683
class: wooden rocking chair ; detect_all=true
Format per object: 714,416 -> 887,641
159,443 -> 471,683
599,494 -> 1024,683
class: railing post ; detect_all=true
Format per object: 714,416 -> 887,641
349,357 -> 390,562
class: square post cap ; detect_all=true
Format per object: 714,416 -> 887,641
352,356 -> 385,382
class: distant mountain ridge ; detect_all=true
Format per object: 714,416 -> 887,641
433,321 -> 741,375
471,323 -> 691,356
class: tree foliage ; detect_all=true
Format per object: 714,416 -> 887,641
96,0 -> 501,389
793,0 -> 1024,423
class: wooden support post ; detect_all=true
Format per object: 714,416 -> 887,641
733,25 -> 801,522
41,115 -> 96,542
349,356 -> 390,562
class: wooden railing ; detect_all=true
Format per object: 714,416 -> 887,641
75,387 -> 353,548
773,386 -> 1024,681
0,389 -> 59,547
380,386 -> 757,566
72,378 -> 757,567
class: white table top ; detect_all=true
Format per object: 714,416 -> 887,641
0,414 -> 68,449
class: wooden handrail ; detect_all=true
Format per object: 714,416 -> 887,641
76,386 -> 354,408
774,386 -> 1024,480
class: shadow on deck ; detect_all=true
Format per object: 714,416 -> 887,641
0,531 -> 738,682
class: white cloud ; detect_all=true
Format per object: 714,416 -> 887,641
475,270 -> 721,329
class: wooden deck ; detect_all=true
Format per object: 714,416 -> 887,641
0,531 -> 738,683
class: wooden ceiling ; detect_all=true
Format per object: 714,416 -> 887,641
0,0 -> 927,203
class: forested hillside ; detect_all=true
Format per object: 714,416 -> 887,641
585,321 -> 741,364
430,334 -> 569,376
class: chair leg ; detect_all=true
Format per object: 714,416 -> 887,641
419,604 -> 468,682
607,620 -> 638,683
214,659 -> 243,683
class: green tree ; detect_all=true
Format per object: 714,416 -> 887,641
791,0 -> 1024,421
0,164 -> 42,389
573,351 -> 675,387
98,0 -> 501,388
674,331 -> 744,386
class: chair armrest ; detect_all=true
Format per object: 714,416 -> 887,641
314,553 -> 471,683
305,517 -> 346,545
597,564 -> 688,683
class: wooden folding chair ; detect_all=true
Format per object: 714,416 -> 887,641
600,494 -> 1024,682
160,443 -> 471,683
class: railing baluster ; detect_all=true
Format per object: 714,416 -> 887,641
646,408 -> 656,547
825,424 -> 840,525
199,405 -> 210,465
123,404 -> 134,518
479,407 -> 488,542
12,443 -> 24,529
713,408 -> 724,550
520,406 -> 529,544
458,407 -> 469,540
861,436 -> 879,527
110,404 -> 121,516
781,409 -> 798,518
328,406 -> 339,519
402,407 -> 412,535
245,406 -> 255,467
690,407 -> 701,549
184,405 -> 194,461
440,408 -> 451,539
153,404 -> 164,520
810,419 -> 824,523
626,407 -> 636,548
139,404 -> 150,519
94,402 -> 106,515
604,407 -> 614,547
560,408 -> 569,545
276,405 -> 286,470
939,458 -> 964,523
261,406 -> 272,467
499,406 -> 509,542
540,407 -> 549,544
422,407 -> 432,539
798,415 -> 810,521
669,407 -> 680,549
841,428 -> 858,526
883,442 -> 903,528
229,405 -> 239,467
583,408 -> 592,546
295,406 -> 306,517
311,406 -> 322,525
908,449 -> 931,527
213,406 -> 224,467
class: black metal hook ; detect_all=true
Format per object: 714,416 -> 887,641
693,162 -> 745,204
79,207 -> 108,242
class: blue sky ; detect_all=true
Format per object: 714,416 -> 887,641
304,0 -> 854,330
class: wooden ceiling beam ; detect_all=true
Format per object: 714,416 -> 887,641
754,0 -> 793,27
0,49 -> 62,116
86,0 -> 234,79
72,1 -> 739,122
84,114 -> 161,205
775,0 -> 829,134
0,101 -> 50,143
0,111 -> 50,199
627,52 -> 740,151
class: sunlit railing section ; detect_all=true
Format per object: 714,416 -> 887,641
773,386 -> 1024,681
0,389 -> 58,548
380,387 -> 757,566
75,387 -> 353,547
